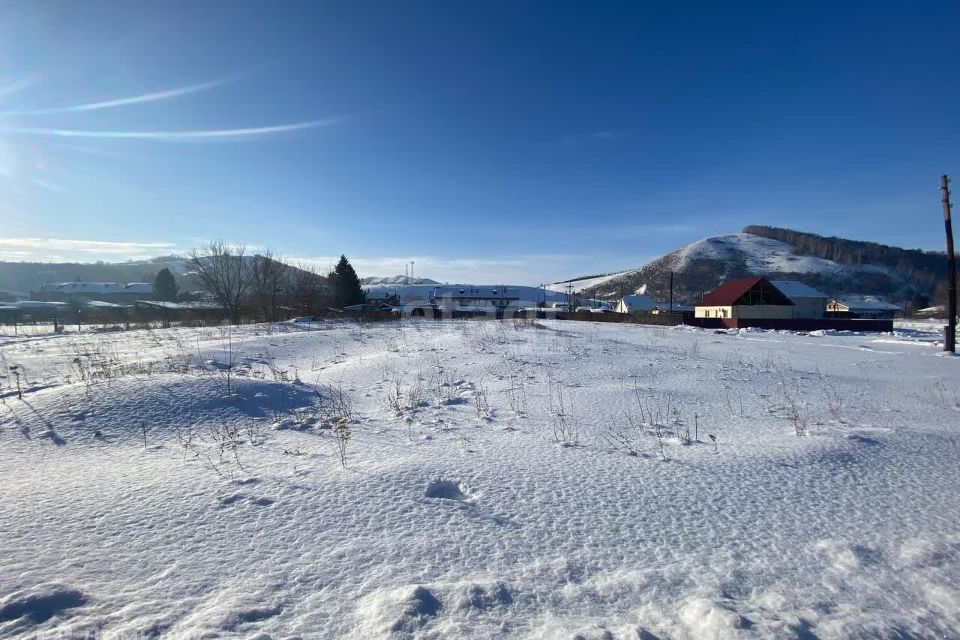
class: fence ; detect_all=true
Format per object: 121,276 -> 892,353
686,317 -> 894,332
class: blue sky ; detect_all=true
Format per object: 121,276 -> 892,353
0,1 -> 957,284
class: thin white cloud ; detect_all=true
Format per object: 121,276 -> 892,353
561,130 -> 625,146
0,118 -> 344,141
0,75 -> 41,101
28,177 -> 64,193
0,237 -> 177,256
0,79 -> 224,117
0,68 -> 255,117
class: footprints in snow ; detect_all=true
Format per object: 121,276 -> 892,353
424,478 -> 472,502
367,582 -> 513,636
218,493 -> 276,507
422,476 -> 517,528
390,586 -> 442,634
219,478 -> 275,508
0,583 -> 87,625
220,603 -> 283,631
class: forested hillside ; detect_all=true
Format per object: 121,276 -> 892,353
743,226 -> 947,295
578,228 -> 952,305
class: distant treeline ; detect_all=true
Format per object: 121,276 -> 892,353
0,257 -> 189,297
743,225 -> 948,297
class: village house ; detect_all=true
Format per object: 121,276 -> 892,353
827,298 -> 901,319
769,280 -> 828,319
694,276 -> 794,320
430,286 -> 521,316
614,294 -> 657,314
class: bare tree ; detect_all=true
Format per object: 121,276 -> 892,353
190,240 -> 253,324
289,261 -> 327,316
250,250 -> 289,322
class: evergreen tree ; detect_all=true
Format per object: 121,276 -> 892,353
907,292 -> 930,314
328,255 -> 366,307
154,267 -> 179,301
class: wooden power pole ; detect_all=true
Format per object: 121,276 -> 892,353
669,272 -> 674,312
942,175 -> 957,352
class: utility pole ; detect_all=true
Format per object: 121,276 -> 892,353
669,272 -> 674,313
942,175 -> 957,352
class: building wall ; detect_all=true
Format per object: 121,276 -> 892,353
621,305 -> 656,315
695,305 -> 733,318
696,305 -> 792,319
853,309 -> 897,320
790,297 -> 826,319
734,304 -> 794,319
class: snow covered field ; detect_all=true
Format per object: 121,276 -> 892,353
1,318 -> 959,639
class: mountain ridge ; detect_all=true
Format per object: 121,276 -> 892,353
570,227 -> 948,304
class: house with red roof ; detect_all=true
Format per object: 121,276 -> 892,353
694,276 -> 794,321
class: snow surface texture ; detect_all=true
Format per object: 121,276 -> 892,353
1,318 -> 959,639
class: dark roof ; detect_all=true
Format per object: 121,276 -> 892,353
697,276 -> 793,307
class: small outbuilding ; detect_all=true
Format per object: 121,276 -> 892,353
695,276 -> 793,320
827,298 -> 901,319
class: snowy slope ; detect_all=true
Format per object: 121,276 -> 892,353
1,319 -> 959,638
666,233 -> 856,275
546,270 -> 636,293
581,232 -> 903,303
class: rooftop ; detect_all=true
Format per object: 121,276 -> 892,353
697,276 -> 793,307
834,299 -> 902,311
769,280 -> 828,299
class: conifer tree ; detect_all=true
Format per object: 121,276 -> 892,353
328,255 -> 366,307
154,267 -> 179,301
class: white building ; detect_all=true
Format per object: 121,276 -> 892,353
769,281 -> 828,319
615,294 -> 657,314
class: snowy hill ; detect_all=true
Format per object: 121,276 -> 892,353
575,230 -> 938,304
545,271 -> 634,294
